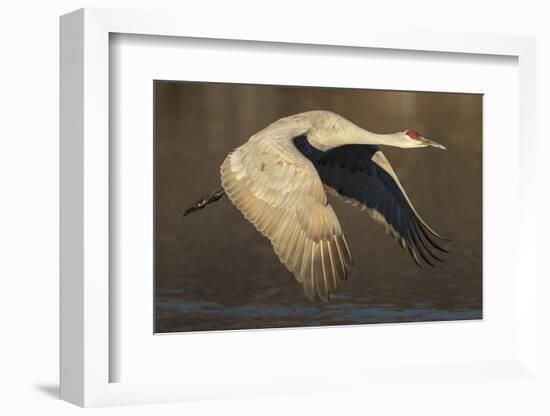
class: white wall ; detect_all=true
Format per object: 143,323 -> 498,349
1,1 -> 548,415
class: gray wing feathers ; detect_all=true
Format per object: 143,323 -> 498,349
220,137 -> 352,301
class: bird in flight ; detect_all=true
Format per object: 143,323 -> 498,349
182,110 -> 449,301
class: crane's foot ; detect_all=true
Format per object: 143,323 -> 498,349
180,188 -> 226,218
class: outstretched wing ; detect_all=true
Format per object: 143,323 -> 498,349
220,131 -> 353,301
294,136 -> 447,266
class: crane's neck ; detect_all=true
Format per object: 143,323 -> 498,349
353,129 -> 403,146
308,122 -> 404,151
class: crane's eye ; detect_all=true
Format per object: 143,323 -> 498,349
405,129 -> 421,140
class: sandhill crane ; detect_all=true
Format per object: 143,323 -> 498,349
182,110 -> 449,301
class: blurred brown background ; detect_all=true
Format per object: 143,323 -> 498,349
154,80 -> 482,333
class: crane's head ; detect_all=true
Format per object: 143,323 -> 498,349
398,129 -> 446,150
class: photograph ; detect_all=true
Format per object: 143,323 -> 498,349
154,80 -> 482,333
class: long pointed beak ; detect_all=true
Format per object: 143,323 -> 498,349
421,137 -> 446,150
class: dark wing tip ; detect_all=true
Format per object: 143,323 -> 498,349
429,228 -> 452,242
415,220 -> 450,253
412,223 -> 445,262
406,244 -> 423,268
409,229 -> 434,267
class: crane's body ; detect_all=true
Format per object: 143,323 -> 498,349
186,110 -> 448,301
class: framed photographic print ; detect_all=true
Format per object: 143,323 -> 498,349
60,7 -> 538,408
153,80 -> 482,334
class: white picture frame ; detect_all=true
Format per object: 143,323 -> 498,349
60,7 -> 538,407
